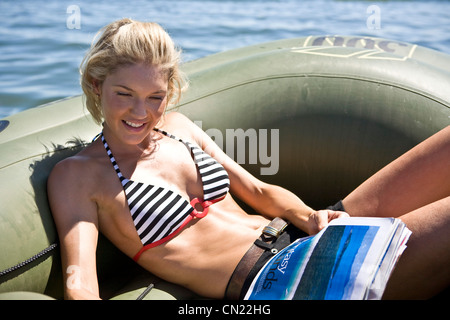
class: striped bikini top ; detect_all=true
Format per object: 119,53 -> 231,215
101,129 -> 230,261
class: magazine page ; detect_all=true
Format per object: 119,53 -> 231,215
367,221 -> 411,299
244,217 -> 410,300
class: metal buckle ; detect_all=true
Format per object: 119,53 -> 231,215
262,218 -> 288,239
262,225 -> 282,238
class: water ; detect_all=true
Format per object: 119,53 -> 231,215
1,0 -> 449,118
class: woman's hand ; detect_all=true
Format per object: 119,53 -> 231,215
305,210 -> 349,235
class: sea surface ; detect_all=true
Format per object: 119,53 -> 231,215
1,0 -> 449,118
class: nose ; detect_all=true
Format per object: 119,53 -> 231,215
130,99 -> 148,119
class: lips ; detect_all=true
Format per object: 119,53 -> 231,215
124,120 -> 144,128
122,120 -> 147,132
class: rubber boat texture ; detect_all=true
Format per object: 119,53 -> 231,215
0,36 -> 449,300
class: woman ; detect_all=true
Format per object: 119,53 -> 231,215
47,18 -> 450,300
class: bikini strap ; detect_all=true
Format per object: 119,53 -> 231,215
154,128 -> 206,167
100,133 -> 127,186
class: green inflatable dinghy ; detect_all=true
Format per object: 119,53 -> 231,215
0,36 -> 449,300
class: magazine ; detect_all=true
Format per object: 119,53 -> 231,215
244,217 -> 411,300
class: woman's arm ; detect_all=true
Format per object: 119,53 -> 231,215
47,158 -> 101,300
224,155 -> 347,235
171,112 -> 347,234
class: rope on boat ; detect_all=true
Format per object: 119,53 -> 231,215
0,243 -> 58,277
136,283 -> 155,300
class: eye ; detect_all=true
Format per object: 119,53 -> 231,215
117,92 -> 131,97
149,96 -> 165,101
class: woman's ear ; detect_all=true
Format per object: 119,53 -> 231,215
92,79 -> 101,96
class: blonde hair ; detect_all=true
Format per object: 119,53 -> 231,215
80,18 -> 186,124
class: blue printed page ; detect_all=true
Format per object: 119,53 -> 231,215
244,235 -> 317,300
245,217 -> 409,300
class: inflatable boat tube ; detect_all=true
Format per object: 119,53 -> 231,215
0,35 -> 449,299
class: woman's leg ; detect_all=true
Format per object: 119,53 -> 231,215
340,126 -> 450,299
382,196 -> 450,299
342,126 -> 450,218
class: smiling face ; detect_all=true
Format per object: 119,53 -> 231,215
97,63 -> 169,147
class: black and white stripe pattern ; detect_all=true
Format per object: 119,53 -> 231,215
101,129 -> 230,247
124,180 -> 194,245
155,129 -> 230,202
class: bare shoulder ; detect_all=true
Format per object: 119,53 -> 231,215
162,111 -> 205,144
47,141 -> 105,211
49,143 -> 101,184
163,111 -> 195,130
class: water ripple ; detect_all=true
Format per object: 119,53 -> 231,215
1,0 -> 449,118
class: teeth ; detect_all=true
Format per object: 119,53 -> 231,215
125,121 -> 144,128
